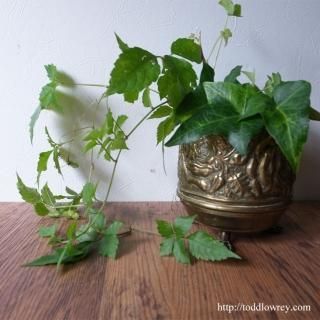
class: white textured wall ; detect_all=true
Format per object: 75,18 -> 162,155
0,0 -> 320,201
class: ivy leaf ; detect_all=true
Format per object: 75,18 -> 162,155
41,183 -> 55,206
39,224 -> 57,238
224,65 -> 242,83
157,55 -> 197,107
16,174 -> 41,204
107,47 -> 160,103
115,33 -> 129,52
29,106 -> 41,144
166,82 -> 270,154
188,231 -> 241,261
171,38 -> 202,64
39,83 -> 58,110
264,72 -> 282,97
242,70 -> 256,85
262,81 -> 311,171
159,238 -> 175,256
221,28 -> 232,46
98,221 -> 123,259
309,107 -> 320,121
200,63 -> 215,83
142,88 -> 152,108
173,239 -> 191,264
148,106 -> 172,119
219,0 -> 242,17
156,220 -> 174,237
37,150 -> 53,184
173,215 -> 196,237
156,116 -> 175,144
34,202 -> 49,216
82,182 -> 96,206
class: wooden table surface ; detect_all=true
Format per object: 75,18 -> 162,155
0,202 -> 319,320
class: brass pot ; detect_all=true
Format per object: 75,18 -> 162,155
177,134 -> 295,233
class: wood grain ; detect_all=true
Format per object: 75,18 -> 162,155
0,202 -> 319,320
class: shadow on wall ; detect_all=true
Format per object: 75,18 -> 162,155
294,125 -> 320,200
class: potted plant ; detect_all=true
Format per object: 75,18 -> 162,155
17,0 -> 319,267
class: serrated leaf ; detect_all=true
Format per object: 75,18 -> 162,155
156,116 -> 175,145
84,140 -> 97,152
158,55 -> 197,107
110,134 -> 128,150
29,106 -> 41,144
98,234 -> 119,259
76,224 -> 97,243
103,110 -> 115,135
142,88 -> 152,108
221,28 -> 232,46
107,47 -> 160,103
188,231 -> 241,261
88,210 -> 107,232
173,239 -> 191,264
262,81 -> 311,171
16,174 -> 41,204
242,70 -> 256,85
39,224 -> 57,238
160,238 -> 174,256
171,38 -> 202,64
45,127 -> 56,148
200,62 -> 215,83
115,33 -> 129,52
174,215 -> 196,237
34,202 -> 49,216
219,0 -> 242,17
37,150 -> 53,183
309,107 -> 320,121
53,148 -> 62,175
82,182 -> 96,206
45,64 -> 58,82
39,83 -> 58,110
148,106 -> 172,119
116,115 -> 128,128
156,220 -> 174,237
41,183 -> 55,206
105,220 -> 123,235
224,65 -> 242,83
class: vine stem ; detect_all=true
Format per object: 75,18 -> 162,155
73,83 -> 107,88
100,100 -> 168,210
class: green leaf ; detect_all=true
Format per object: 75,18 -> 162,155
45,127 -> 56,148
224,65 -> 242,83
173,215 -> 196,237
309,107 -> 320,121
262,81 -> 311,171
53,148 -> 62,176
41,183 -> 55,206
115,114 -> 128,128
107,47 -> 160,102
188,231 -> 241,261
110,134 -> 128,150
45,64 -> 58,82
200,63 -> 215,83
34,202 -> 49,216
242,70 -> 256,85
105,220 -> 123,235
157,55 -> 197,107
66,186 -> 78,196
142,88 -> 152,108
37,150 -> 53,183
115,33 -> 129,52
16,174 -> 41,204
29,106 -> 41,144
171,38 -> 202,64
39,224 -> 57,238
76,224 -> 97,243
221,28 -> 232,46
160,238 -> 174,256
84,140 -> 97,152
148,106 -> 172,119
88,209 -> 106,232
264,72 -> 282,97
82,182 -> 96,206
39,83 -> 58,110
67,221 -> 77,240
98,234 -> 119,259
156,116 -> 175,144
166,82 -> 270,154
219,0 -> 242,17
62,209 -> 79,220
156,220 -> 174,237
173,239 -> 191,264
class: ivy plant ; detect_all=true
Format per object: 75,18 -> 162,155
17,0 -> 320,268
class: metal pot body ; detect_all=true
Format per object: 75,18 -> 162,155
178,134 -> 295,233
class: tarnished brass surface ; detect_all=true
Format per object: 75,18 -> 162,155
178,134 -> 295,232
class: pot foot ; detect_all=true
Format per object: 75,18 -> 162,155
263,225 -> 283,235
220,231 -> 233,250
